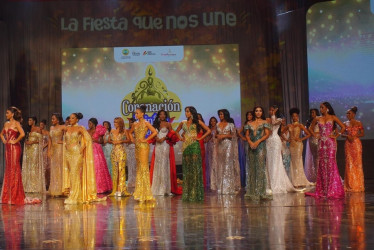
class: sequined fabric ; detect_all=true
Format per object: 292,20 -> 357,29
22,132 -> 45,193
215,123 -> 240,194
289,125 -> 312,187
306,122 -> 345,199
92,126 -> 112,193
49,127 -> 64,196
109,132 -> 130,196
42,134 -> 50,189
63,126 -> 104,204
125,140 -> 136,188
243,125 -> 251,189
266,120 -> 296,193
304,125 -> 319,182
245,123 -> 272,200
281,131 -> 291,178
151,127 -> 171,196
1,129 -> 26,204
133,120 -> 155,202
181,122 -> 204,201
206,129 -> 218,191
102,131 -> 113,177
344,125 -> 364,192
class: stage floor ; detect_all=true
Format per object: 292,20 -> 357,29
0,185 -> 373,249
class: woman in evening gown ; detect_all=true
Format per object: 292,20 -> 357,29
176,106 -> 211,201
109,117 -> 131,197
126,118 -> 137,188
287,108 -> 312,188
304,109 -> 320,182
48,113 -> 65,196
266,105 -> 297,194
197,113 -> 207,188
150,110 -> 182,195
306,102 -> 346,199
63,112 -> 105,204
245,106 -> 272,200
205,116 -> 218,190
102,121 -> 113,177
40,119 -> 50,190
215,109 -> 240,194
1,107 -> 41,204
87,118 -> 112,193
22,116 -> 45,193
343,106 -> 365,192
238,111 -> 253,188
280,117 -> 291,178
128,105 -> 157,202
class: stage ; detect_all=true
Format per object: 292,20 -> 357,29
0,184 -> 373,249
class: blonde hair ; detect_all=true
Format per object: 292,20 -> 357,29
114,117 -> 125,134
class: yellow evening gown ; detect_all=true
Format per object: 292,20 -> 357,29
109,132 -> 131,196
63,125 -> 105,204
132,120 -> 155,202
49,127 -> 64,196
22,131 -> 46,193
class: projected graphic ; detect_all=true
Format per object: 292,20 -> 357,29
62,45 -> 241,129
307,0 -> 374,139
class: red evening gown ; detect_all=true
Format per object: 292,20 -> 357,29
1,129 -> 26,204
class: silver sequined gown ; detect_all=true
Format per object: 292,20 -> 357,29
151,127 -> 171,195
215,123 -> 240,194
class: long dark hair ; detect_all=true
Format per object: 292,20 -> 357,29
208,116 -> 218,129
52,113 -> 64,125
322,102 -> 337,129
153,110 -> 169,130
88,117 -> 98,127
253,106 -> 266,120
7,106 -> 22,122
306,108 -> 320,128
217,109 -> 235,123
103,121 -> 112,132
271,105 -> 283,119
244,111 -> 254,125
185,106 -> 200,132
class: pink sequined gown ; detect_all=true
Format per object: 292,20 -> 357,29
306,121 -> 345,199
92,125 -> 112,193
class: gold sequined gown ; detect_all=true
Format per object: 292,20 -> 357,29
49,127 -> 64,196
289,124 -> 312,187
22,132 -> 46,193
63,125 -> 104,204
109,132 -> 130,196
133,120 -> 154,202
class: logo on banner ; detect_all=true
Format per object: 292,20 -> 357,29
121,65 -> 183,127
122,49 -> 130,55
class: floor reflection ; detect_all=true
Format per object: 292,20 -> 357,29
0,191 -> 371,248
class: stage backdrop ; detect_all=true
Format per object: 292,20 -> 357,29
0,0 -> 326,177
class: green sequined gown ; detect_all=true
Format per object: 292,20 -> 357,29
245,122 -> 272,200
181,121 -> 204,202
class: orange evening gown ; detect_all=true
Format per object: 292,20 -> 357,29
344,125 -> 364,192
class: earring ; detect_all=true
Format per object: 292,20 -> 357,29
327,109 -> 329,112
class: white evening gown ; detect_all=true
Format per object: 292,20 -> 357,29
266,117 -> 296,193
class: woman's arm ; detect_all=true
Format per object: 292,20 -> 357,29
145,122 -> 158,143
197,120 -> 211,141
300,124 -> 311,141
11,122 -> 25,144
175,122 -> 184,141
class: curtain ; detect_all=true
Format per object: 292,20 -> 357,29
0,21 -> 10,182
